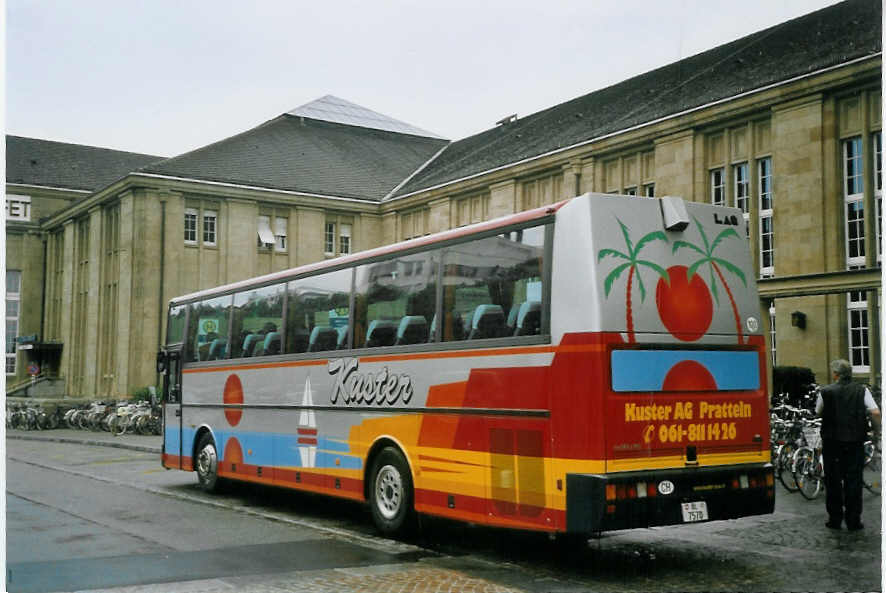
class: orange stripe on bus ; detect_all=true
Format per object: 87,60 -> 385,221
182,343 -> 607,374
183,358 -> 327,374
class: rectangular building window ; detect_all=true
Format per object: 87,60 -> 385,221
339,223 -> 352,255
203,210 -> 217,246
643,183 -> 655,198
847,291 -> 870,373
274,217 -> 287,252
257,215 -> 274,248
734,162 -> 749,214
758,157 -> 774,277
6,270 -> 21,375
324,222 -> 336,254
624,186 -> 637,196
710,168 -> 725,206
844,137 -> 865,268
184,209 -> 198,244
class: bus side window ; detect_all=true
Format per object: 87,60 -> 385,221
441,225 -> 545,342
231,284 -> 284,358
186,295 -> 232,362
354,250 -> 438,349
287,268 -> 351,354
166,305 -> 187,345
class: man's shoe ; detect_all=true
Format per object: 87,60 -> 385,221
825,520 -> 842,529
847,523 -> 864,531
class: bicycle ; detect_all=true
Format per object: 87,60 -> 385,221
863,436 -> 880,495
792,419 -> 824,500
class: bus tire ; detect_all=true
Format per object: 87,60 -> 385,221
369,447 -> 414,535
195,432 -> 221,493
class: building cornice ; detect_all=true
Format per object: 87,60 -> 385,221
5,182 -> 91,195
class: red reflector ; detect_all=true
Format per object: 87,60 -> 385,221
606,504 -> 616,514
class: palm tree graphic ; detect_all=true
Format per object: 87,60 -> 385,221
597,219 -> 669,343
672,217 -> 747,343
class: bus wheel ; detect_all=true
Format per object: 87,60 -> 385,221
369,447 -> 414,535
195,433 -> 220,493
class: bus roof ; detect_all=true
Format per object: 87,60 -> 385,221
169,198 -> 568,306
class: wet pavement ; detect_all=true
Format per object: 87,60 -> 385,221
5,429 -> 883,592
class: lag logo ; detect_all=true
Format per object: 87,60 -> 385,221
328,358 -> 414,406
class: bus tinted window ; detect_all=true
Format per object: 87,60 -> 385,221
354,251 -> 439,348
186,295 -> 232,362
166,304 -> 187,345
230,284 -> 285,358
286,268 -> 351,354
441,224 -> 545,341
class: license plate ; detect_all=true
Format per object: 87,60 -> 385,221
681,501 -> 708,522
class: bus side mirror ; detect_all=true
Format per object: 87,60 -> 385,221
156,352 -> 167,374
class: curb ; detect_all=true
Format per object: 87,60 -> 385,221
7,433 -> 161,454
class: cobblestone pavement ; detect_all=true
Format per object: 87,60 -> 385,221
74,564 -> 523,593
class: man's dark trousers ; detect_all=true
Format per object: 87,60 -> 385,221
822,438 -> 865,527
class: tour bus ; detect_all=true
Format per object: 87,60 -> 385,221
157,192 -> 774,536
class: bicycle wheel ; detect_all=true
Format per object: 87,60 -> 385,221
778,443 -> 800,492
863,444 -> 881,495
794,449 -> 823,500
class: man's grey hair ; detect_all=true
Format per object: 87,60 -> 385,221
830,359 -> 852,380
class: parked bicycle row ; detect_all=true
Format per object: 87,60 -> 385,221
769,390 -> 880,499
6,400 -> 161,436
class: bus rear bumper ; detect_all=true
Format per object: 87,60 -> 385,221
566,464 -> 775,533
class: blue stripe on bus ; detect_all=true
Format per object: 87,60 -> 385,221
611,350 -> 759,392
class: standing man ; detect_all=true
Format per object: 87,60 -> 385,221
816,359 -> 880,531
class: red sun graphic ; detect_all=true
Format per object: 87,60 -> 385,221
224,436 -> 243,466
662,360 -> 718,392
656,265 -> 714,341
223,374 -> 243,426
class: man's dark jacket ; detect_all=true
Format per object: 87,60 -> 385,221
819,379 -> 868,442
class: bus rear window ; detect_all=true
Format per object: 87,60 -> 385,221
611,349 -> 759,392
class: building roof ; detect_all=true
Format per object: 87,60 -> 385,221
6,135 -> 164,192
392,0 -> 882,198
139,113 -> 449,201
288,95 -> 445,140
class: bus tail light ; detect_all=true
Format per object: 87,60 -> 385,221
646,482 -> 657,498
636,481 -> 647,498
605,484 -> 616,501
739,474 -> 749,489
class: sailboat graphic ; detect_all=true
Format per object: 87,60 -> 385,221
297,375 -> 318,468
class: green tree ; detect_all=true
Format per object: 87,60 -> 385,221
672,217 -> 747,343
597,219 -> 669,343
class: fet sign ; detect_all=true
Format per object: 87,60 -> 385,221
6,194 -> 31,222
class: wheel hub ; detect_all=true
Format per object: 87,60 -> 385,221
376,464 -> 402,520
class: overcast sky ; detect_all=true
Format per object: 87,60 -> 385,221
6,0 -> 843,158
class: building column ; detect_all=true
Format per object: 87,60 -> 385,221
115,192 -> 134,396
83,207 -> 103,395
427,198 -> 451,233
562,161 -> 582,199
59,220 -> 76,388
489,180 -> 517,218
578,158 -> 595,194
654,130 -> 695,201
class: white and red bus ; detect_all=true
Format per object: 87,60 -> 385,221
157,192 -> 773,536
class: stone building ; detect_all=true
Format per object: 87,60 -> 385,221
5,0 -> 882,396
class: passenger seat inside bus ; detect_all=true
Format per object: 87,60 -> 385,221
396,315 -> 428,345
365,319 -> 398,348
207,339 -> 227,360
468,304 -> 506,340
514,301 -> 541,336
336,326 -> 349,349
242,333 -> 261,357
308,326 -> 338,352
262,332 -> 281,356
